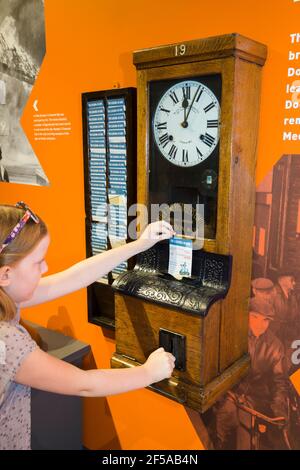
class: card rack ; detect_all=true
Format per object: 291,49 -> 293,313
82,88 -> 137,329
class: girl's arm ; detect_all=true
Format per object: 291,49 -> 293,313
20,221 -> 175,309
20,238 -> 142,308
15,347 -> 175,397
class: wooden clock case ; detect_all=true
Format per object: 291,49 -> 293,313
111,34 -> 267,412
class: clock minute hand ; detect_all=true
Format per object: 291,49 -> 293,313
184,84 -> 201,125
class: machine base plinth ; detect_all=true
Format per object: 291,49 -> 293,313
111,353 -> 250,413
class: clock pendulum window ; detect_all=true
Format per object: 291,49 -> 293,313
111,34 -> 267,412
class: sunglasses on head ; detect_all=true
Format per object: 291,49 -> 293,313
0,201 -> 40,254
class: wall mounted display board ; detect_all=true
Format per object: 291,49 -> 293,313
82,88 -> 137,329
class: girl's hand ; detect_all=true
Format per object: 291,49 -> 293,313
136,220 -> 176,252
142,347 -> 176,384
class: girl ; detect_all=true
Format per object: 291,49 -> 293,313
0,202 -> 176,450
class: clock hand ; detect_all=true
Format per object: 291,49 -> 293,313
181,98 -> 189,128
184,84 -> 201,126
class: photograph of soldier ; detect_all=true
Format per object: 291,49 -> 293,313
202,156 -> 300,450
250,274 -> 300,374
251,277 -> 274,302
211,298 -> 289,450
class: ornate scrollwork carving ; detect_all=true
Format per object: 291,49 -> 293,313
112,243 -> 232,316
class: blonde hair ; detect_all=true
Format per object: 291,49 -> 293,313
0,204 -> 48,321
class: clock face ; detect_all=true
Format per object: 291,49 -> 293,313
149,74 -> 222,240
153,80 -> 220,167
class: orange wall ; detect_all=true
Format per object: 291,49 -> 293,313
2,0 -> 300,450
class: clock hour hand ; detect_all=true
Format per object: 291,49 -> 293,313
182,97 -> 189,127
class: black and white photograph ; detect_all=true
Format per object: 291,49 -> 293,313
202,155 -> 300,450
0,0 -> 48,185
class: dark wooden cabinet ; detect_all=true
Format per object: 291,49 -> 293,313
82,88 -> 137,329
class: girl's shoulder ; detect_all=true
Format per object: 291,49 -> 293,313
0,321 -> 38,364
0,321 -> 37,355
0,320 -> 38,383
0,320 -> 31,338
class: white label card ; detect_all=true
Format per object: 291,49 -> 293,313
168,237 -> 193,279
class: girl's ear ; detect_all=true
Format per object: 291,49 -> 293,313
0,266 -> 11,287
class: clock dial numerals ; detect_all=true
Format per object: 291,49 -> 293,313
156,122 -> 167,130
195,87 -> 204,103
200,133 -> 215,147
207,119 -> 219,128
182,85 -> 191,100
169,90 -> 179,104
203,102 -> 215,113
160,107 -> 170,114
196,147 -> 203,158
159,132 -> 170,148
169,144 -> 178,159
182,149 -> 189,163
153,80 -> 220,167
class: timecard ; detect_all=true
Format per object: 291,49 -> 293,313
168,237 -> 193,279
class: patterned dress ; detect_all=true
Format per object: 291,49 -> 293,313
0,308 -> 38,450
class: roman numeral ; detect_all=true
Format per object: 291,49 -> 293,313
156,122 -> 167,130
168,144 -> 178,159
182,149 -> 189,163
195,87 -> 204,102
182,85 -> 191,99
196,147 -> 203,158
204,102 -> 215,113
169,91 -> 179,104
159,107 -> 170,114
201,133 -> 215,147
159,133 -> 170,148
207,120 -> 219,128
